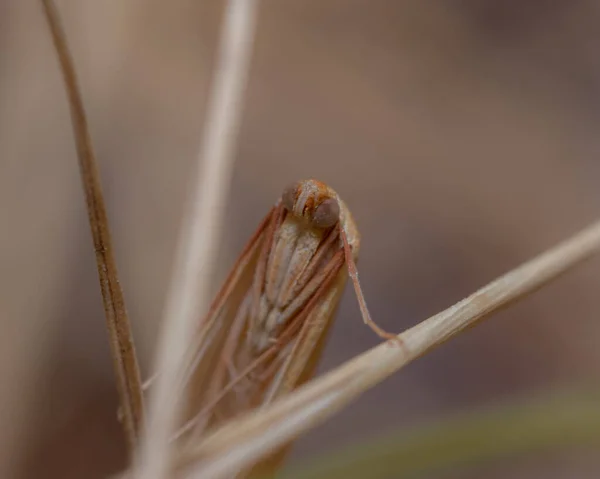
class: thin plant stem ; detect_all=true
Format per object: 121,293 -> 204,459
39,0 -> 143,455
179,219 -> 600,478
135,1 -> 260,478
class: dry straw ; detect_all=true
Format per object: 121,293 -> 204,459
40,0 -> 144,455
135,1 -> 260,479
179,218 -> 600,478
41,0 -> 260,475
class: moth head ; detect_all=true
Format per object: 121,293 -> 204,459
282,179 -> 340,229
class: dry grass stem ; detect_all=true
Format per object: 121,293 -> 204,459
135,1 -> 260,478
40,0 -> 144,454
179,219 -> 600,478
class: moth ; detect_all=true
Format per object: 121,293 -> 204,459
169,179 -> 396,476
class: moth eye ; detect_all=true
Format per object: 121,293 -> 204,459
282,182 -> 298,211
312,198 -> 340,228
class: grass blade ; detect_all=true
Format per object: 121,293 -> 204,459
40,0 -> 144,455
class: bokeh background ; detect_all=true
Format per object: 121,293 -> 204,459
2,1 -> 600,478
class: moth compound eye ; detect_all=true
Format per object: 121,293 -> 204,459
313,198 -> 340,228
282,182 -> 298,211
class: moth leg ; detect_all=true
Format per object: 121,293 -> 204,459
339,226 -> 405,347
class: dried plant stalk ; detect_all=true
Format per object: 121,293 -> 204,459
135,1 -> 260,478
40,0 -> 143,454
179,219 -> 600,478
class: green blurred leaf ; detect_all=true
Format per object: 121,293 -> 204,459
275,388 -> 600,479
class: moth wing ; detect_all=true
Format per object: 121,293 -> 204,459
179,207 -> 276,431
266,254 -> 347,401
245,252 -> 347,478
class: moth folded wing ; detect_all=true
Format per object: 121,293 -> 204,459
176,208 -> 276,444
175,247 -> 348,478
245,250 -> 348,478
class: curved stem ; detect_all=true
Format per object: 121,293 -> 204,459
40,0 -> 143,455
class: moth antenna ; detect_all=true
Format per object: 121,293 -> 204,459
339,226 -> 404,347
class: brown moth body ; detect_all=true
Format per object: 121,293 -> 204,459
155,179 -> 393,477
178,180 -> 358,437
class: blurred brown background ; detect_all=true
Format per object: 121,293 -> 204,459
2,1 -> 600,478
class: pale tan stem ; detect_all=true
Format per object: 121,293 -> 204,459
135,1 -> 260,478
180,219 -> 600,478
